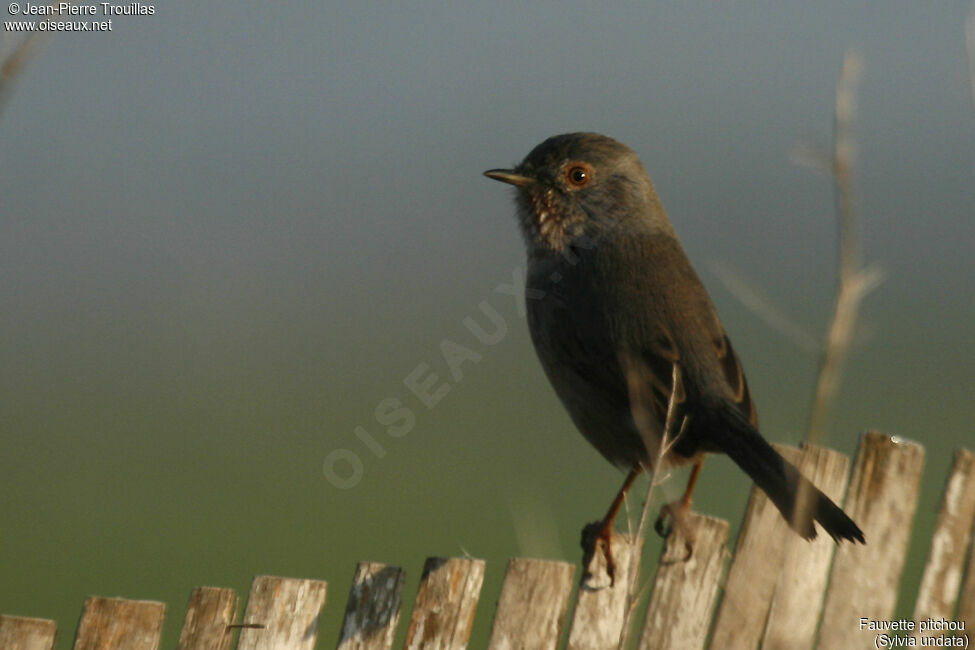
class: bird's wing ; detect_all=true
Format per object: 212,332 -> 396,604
627,321 -> 757,454
713,328 -> 759,426
630,326 -> 684,431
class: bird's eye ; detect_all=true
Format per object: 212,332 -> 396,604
565,164 -> 592,188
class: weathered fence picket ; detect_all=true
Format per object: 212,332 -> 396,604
236,575 -> 327,650
0,615 -> 57,650
760,445 -> 852,650
402,557 -> 484,650
336,562 -> 405,650
3,433 -> 972,650
817,433 -> 925,649
486,558 -> 574,650
567,534 -> 634,650
72,597 -> 165,650
176,587 -> 237,650
961,531 -> 975,631
912,449 -> 975,642
639,513 -> 729,650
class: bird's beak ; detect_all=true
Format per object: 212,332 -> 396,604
483,169 -> 534,188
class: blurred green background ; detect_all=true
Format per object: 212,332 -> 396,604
2,2 -> 973,648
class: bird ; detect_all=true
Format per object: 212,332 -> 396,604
484,132 -> 864,582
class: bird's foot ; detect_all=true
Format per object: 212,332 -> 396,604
654,499 -> 695,563
654,496 -> 692,538
580,519 -> 618,587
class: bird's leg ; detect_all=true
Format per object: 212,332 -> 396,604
581,467 -> 640,586
654,458 -> 702,559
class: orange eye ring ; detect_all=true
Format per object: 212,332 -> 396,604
565,163 -> 593,188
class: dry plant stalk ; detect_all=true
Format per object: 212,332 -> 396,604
616,360 -> 687,650
716,51 -> 883,443
0,36 -> 47,115
0,3 -> 65,117
709,260 -> 819,355
805,50 -> 884,443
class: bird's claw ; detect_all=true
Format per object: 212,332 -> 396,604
581,520 -> 617,587
654,508 -> 675,538
654,499 -> 687,539
654,500 -> 695,563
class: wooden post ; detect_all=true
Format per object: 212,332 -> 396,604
486,558 -> 574,650
709,445 -> 802,650
959,514 -> 975,630
403,557 -> 485,650
762,444 -> 852,650
176,587 -> 237,650
639,513 -> 729,650
914,449 -> 975,640
817,432 -> 924,649
337,562 -> 405,650
0,615 -> 57,650
567,534 -> 634,650
236,575 -> 327,650
72,597 -> 165,650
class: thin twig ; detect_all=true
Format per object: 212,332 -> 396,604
0,35 -> 47,117
805,50 -> 884,443
709,260 -> 819,355
0,3 -> 68,119
617,360 -> 686,650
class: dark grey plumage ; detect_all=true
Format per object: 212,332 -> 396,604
485,132 -> 863,544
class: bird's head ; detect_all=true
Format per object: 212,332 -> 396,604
484,132 -> 664,254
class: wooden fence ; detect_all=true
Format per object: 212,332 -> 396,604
3,432 -> 973,650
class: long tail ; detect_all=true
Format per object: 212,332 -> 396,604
702,399 -> 865,544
